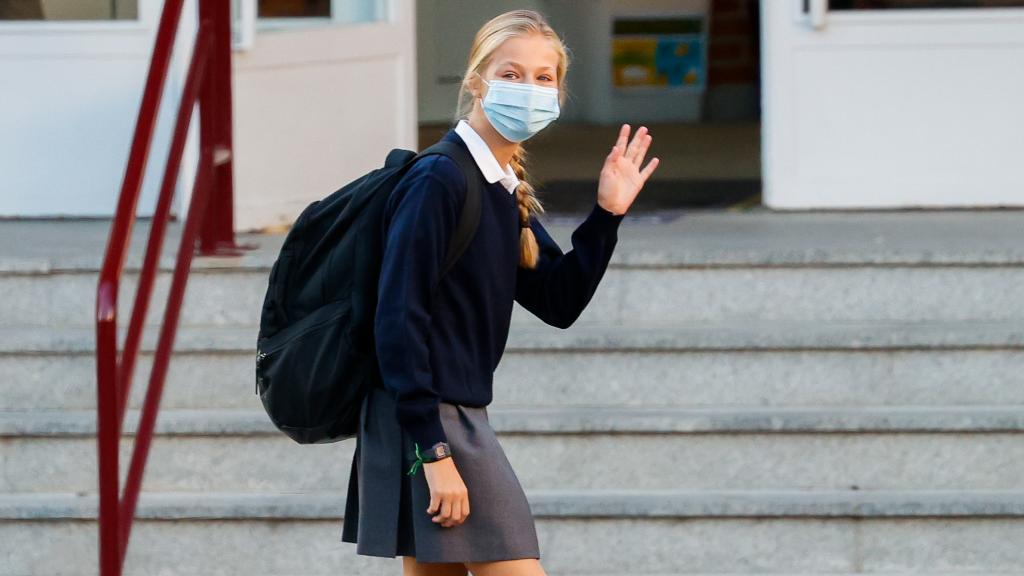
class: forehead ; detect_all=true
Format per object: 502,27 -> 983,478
487,34 -> 559,71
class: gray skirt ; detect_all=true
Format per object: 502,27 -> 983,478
340,385 -> 540,563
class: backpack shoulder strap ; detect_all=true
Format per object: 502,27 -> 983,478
413,140 -> 483,284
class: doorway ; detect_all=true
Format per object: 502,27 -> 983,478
416,0 -> 763,213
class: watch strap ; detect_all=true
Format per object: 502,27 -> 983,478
405,441 -> 452,476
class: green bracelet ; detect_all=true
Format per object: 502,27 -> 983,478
406,442 -> 424,476
406,441 -> 452,476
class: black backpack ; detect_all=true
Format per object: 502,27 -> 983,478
255,140 -> 482,445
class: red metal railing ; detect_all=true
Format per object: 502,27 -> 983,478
95,1 -> 250,574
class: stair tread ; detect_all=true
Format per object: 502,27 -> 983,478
3,211 -> 1024,275
4,405 -> 1024,437
4,319 -> 1024,354
3,489 -> 1024,520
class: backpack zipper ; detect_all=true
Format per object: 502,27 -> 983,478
254,299 -> 350,395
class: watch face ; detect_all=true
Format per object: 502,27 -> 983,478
434,445 -> 446,458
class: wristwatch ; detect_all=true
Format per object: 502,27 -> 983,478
420,441 -> 452,463
406,441 -> 452,476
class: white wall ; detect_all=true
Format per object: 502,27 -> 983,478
0,0 -> 417,229
0,0 -> 195,217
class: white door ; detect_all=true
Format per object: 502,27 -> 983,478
230,0 -> 417,231
762,1 -> 1024,209
0,0 -> 181,217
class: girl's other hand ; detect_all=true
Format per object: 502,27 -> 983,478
597,124 -> 660,216
423,457 -> 470,527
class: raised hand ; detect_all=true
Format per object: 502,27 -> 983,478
597,124 -> 660,216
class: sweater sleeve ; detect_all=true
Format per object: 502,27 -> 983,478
514,201 -> 625,329
374,155 -> 466,448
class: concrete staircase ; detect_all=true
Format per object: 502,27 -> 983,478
1,211 -> 1023,575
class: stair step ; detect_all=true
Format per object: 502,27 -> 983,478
6,265 -> 1024,328
3,320 -> 1023,354
5,406 -> 1024,437
6,213 -> 1024,333
6,342 -> 1022,412
4,211 -> 1023,273
4,489 -> 1024,520
5,491 -> 1024,575
3,407 -> 1023,494
4,321 -> 1022,413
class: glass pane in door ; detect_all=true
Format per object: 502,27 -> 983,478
0,0 -> 138,20
830,0 -> 1024,9
258,0 -> 385,23
258,0 -> 329,18
333,0 -> 385,23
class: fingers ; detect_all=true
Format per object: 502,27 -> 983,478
606,144 -> 623,165
437,495 -> 452,524
446,499 -> 463,528
427,492 -> 440,515
640,156 -> 661,182
624,126 -> 648,165
615,123 -> 630,152
431,494 -> 469,527
611,125 -> 653,170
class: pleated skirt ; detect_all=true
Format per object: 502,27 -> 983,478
340,385 -> 540,563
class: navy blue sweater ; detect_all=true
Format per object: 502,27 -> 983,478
374,129 -> 625,448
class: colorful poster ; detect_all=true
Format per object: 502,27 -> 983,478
612,16 -> 706,89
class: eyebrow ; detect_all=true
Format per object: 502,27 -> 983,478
497,60 -> 555,73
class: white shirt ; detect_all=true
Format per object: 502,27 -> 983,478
454,119 -> 520,195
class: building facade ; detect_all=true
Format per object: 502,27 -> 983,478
0,0 -> 1021,229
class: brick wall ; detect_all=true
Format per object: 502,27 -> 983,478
707,0 -> 760,87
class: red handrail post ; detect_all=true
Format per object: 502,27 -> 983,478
97,0 -> 188,572
116,21 -> 212,427
197,0 -> 250,256
95,298 -> 121,576
117,19 -> 213,554
97,2 -> 253,575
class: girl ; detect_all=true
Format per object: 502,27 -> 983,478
341,9 -> 659,576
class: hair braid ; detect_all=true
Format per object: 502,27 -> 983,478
509,145 -> 545,268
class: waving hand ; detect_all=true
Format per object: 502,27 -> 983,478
597,124 -> 660,216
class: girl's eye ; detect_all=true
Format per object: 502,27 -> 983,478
500,72 -> 553,82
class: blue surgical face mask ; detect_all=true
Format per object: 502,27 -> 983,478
478,76 -> 560,143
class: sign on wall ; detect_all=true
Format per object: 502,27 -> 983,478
611,16 -> 707,90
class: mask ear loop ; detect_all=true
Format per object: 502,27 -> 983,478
474,71 -> 492,96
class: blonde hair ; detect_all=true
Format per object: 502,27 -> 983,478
454,10 -> 570,269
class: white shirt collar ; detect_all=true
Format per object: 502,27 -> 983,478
454,119 -> 520,195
